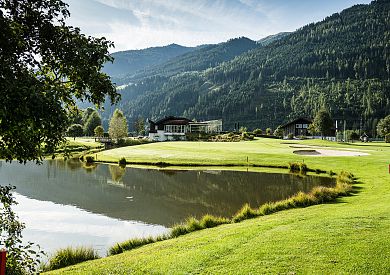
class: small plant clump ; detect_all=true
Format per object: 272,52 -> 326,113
43,247 -> 100,271
118,157 -> 127,166
385,133 -> 390,143
85,155 -> 94,163
171,215 -> 229,238
288,162 -> 307,173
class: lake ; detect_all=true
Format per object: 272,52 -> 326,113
0,159 -> 334,256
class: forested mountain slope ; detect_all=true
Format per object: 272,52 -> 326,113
102,44 -> 196,78
116,37 -> 258,84
108,0 -> 390,134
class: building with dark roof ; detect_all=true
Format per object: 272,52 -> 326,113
280,117 -> 312,138
148,116 -> 222,141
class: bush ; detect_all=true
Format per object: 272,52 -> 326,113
289,162 -> 307,174
232,203 -> 258,223
85,155 -> 94,163
288,133 -> 294,139
253,129 -> 263,136
43,247 -> 99,271
266,128 -> 272,135
386,133 -> 390,143
199,215 -> 229,228
118,157 -> 127,166
108,237 -> 158,256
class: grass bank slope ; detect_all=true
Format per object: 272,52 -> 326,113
48,139 -> 390,274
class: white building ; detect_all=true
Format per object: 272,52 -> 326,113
148,116 -> 223,141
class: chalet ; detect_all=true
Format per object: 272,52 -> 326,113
148,116 -> 222,141
280,117 -> 312,138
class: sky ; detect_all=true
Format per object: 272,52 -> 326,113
64,0 -> 372,52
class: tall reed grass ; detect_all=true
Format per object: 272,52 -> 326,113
43,246 -> 99,271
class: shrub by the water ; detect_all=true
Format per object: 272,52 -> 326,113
85,155 -> 94,163
232,203 -> 259,223
118,157 -> 127,166
199,215 -> 229,228
43,247 -> 99,271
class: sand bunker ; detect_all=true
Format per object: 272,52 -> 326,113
293,149 -> 369,157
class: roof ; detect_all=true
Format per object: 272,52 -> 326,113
152,116 -> 193,125
281,117 -> 312,128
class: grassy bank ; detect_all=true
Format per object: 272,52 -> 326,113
46,139 -> 390,274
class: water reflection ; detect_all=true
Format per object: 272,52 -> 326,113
0,160 -> 334,227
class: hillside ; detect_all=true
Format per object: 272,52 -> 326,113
256,32 -> 291,46
102,44 -> 196,78
106,0 -> 390,134
100,37 -> 259,128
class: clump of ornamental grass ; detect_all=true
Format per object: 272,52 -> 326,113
171,215 -> 229,237
288,162 -> 307,174
232,203 -> 259,223
43,246 -> 99,271
108,234 -> 170,256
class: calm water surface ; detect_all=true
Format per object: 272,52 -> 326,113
0,159 -> 334,256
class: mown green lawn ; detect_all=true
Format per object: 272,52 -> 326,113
47,139 -> 390,274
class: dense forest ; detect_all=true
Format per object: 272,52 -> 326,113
102,0 -> 390,136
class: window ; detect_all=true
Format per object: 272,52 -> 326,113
296,124 -> 302,129
302,124 -> 308,129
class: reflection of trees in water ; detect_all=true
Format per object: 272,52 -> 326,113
108,165 -> 126,182
0,161 -> 335,227
66,158 -> 82,171
82,163 -> 98,173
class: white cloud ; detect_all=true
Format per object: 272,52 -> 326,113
64,0 -> 372,51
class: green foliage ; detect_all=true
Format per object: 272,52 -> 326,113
273,126 -> 283,138
43,247 -> 99,271
289,162 -> 307,173
109,109 -> 128,140
288,133 -> 294,139
385,133 -> 390,143
118,157 -> 127,166
312,108 -> 333,137
171,215 -> 229,238
94,126 -> 104,137
253,129 -> 263,136
67,124 -> 84,140
108,237 -> 157,256
266,128 -> 272,135
0,186 -> 44,274
84,111 -> 102,136
133,117 -> 145,135
239,127 -> 248,133
232,204 -> 259,223
376,115 -> 390,136
85,156 -> 94,163
98,1 -> 390,135
345,130 -> 360,141
0,0 -> 118,162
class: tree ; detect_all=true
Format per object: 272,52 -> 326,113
134,117 -> 145,135
109,109 -> 128,140
376,115 -> 390,137
83,111 -> 102,136
94,125 -> 104,137
0,0 -> 119,163
82,107 -> 95,125
0,1 -> 119,273
273,126 -> 284,138
1,185 -> 44,274
312,108 -> 333,138
67,124 -> 84,140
